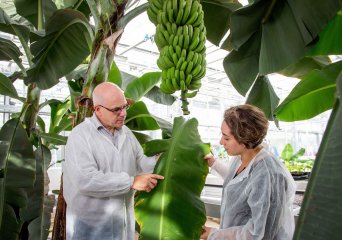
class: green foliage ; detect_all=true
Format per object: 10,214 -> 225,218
275,61 -> 342,121
135,117 -> 210,240
294,73 -> 342,239
280,143 -> 313,173
0,119 -> 36,238
24,9 -> 94,89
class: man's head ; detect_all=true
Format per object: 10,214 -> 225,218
93,82 -> 128,131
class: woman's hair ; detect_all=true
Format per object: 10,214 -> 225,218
224,104 -> 269,149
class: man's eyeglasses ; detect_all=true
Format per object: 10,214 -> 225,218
98,104 -> 129,113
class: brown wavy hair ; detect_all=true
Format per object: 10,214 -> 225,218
224,104 -> 269,149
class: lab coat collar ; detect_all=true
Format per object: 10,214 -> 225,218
88,114 -> 126,151
224,148 -> 267,187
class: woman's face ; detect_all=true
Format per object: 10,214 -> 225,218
219,121 -> 246,156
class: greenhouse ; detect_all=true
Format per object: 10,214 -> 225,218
0,0 -> 341,239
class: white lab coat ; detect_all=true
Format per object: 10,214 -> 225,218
63,117 -> 156,240
209,148 -> 296,240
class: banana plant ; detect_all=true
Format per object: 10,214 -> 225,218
135,116 -> 210,239
293,73 -> 342,239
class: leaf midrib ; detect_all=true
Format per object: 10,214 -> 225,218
159,120 -> 185,239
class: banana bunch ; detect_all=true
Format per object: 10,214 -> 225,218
148,0 -> 207,114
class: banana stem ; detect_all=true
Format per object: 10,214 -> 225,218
181,90 -> 190,115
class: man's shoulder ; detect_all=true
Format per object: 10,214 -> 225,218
70,118 -> 94,135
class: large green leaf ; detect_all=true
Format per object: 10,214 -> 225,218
24,9 -> 94,89
132,131 -> 152,145
39,133 -> 67,145
201,0 -> 241,46
108,61 -> 122,87
0,8 -> 30,43
0,73 -> 24,102
0,37 -> 25,72
245,76 -> 279,120
275,61 -> 342,121
48,99 -> 71,133
14,0 -> 57,29
135,117 -> 210,239
0,118 -> 35,236
294,73 -> 342,239
144,86 -> 176,106
125,101 -> 160,131
223,31 -> 261,96
279,56 -> 331,79
225,0 -> 339,95
21,145 -> 54,240
280,143 -> 293,161
307,8 -> 342,56
124,72 -> 161,101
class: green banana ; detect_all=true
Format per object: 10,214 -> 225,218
180,61 -> 188,71
185,74 -> 193,85
172,77 -> 180,90
181,49 -> 187,59
185,90 -> 198,98
180,80 -> 186,91
169,34 -> 175,45
183,35 -> 190,49
186,11 -> 198,25
191,64 -> 201,77
172,53 -> 178,65
176,56 -> 185,69
189,35 -> 199,50
167,7 -> 174,23
150,1 -> 160,16
189,0 -> 199,19
193,11 -> 203,27
192,52 -> 199,65
186,51 -> 194,63
166,22 -> 172,33
185,61 -> 193,75
175,45 -> 182,58
176,9 -> 184,25
176,26 -> 183,36
181,0 -> 193,25
194,39 -> 205,52
178,35 -> 184,49
172,23 -> 177,34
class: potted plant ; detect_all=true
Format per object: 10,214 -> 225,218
280,143 -> 314,180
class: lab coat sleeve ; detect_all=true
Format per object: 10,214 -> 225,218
210,159 -> 231,179
64,130 -> 132,198
208,170 -> 271,240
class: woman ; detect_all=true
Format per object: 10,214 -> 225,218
201,104 -> 296,240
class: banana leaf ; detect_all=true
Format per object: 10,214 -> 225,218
0,73 -> 25,102
293,73 -> 342,239
135,117 -> 210,240
201,0 -> 241,46
0,37 -> 25,72
307,8 -> 342,56
124,72 -> 161,101
0,118 -> 36,238
24,9 -> 94,89
14,0 -> 57,29
245,75 -> 279,121
274,60 -> 342,121
21,145 -> 55,240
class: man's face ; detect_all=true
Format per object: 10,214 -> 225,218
95,97 -> 128,130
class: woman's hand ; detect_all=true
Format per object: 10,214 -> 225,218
204,153 -> 215,167
200,226 -> 212,239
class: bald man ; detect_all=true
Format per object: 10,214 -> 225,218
63,82 -> 164,240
